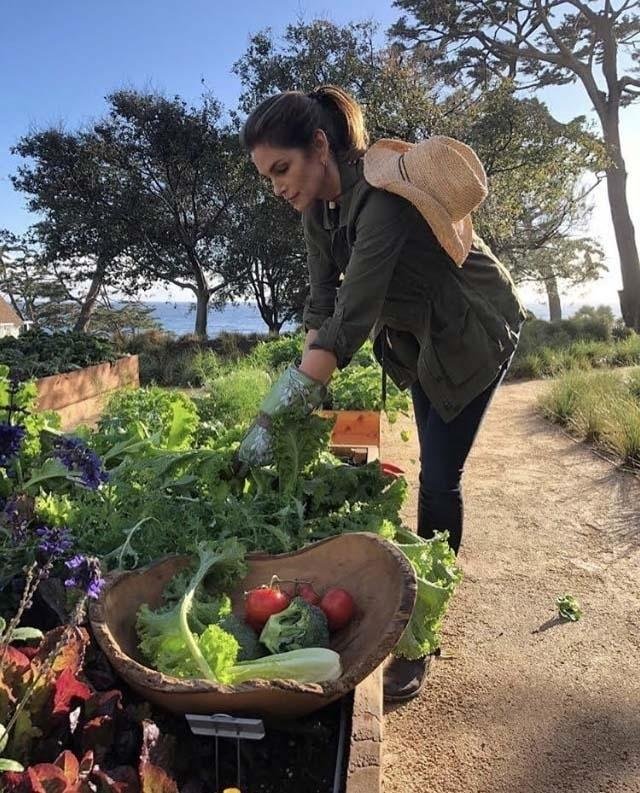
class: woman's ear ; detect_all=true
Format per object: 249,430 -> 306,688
311,128 -> 330,158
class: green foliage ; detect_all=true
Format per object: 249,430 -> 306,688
201,367 -> 273,426
330,365 -> 410,416
556,594 -> 583,622
247,333 -> 304,371
98,387 -> 199,450
392,528 -> 463,659
0,329 -> 119,379
271,411 -> 335,498
136,539 -> 247,680
539,368 -> 640,469
627,369 -> 640,401
509,318 -> 640,380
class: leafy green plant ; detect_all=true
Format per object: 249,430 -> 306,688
556,594 -> 582,622
136,539 -> 246,679
98,386 -> 199,450
329,363 -> 411,417
0,329 -> 119,379
391,528 -> 462,658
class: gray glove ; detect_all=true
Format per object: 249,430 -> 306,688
236,364 -> 327,468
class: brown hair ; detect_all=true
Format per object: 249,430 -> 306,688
240,85 -> 369,161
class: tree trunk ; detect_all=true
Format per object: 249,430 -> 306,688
267,325 -> 281,338
73,258 -> 108,332
601,114 -> 640,331
194,289 -> 210,338
544,274 -> 562,322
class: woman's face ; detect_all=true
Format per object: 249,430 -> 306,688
251,135 -> 329,213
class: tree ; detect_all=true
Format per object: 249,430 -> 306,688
234,19 -> 442,139
223,171 -> 308,335
94,91 -> 246,338
0,230 -> 73,329
391,0 -> 640,328
11,130 -> 137,332
458,85 -> 607,318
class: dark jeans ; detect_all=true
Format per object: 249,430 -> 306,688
411,363 -> 510,554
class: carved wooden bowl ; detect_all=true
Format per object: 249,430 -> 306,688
89,532 -> 416,718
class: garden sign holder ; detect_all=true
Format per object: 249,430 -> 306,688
185,712 -> 265,793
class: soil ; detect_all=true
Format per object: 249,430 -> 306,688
380,377 -> 640,793
153,696 -> 347,792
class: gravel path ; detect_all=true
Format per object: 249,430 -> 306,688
381,377 -> 640,793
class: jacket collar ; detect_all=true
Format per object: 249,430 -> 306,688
321,157 -> 363,230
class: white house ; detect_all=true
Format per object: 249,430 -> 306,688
0,296 -> 24,338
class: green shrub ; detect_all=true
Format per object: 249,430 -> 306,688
516,313 -> 612,360
602,397 -> 640,467
539,369 -> 640,469
509,327 -> 640,381
607,333 -> 640,366
248,333 -> 305,371
627,368 -> 640,401
121,331 -> 223,387
199,367 -> 273,426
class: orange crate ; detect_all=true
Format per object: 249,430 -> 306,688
319,410 -> 381,463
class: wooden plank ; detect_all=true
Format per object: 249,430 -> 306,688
345,665 -> 383,793
320,410 -> 381,448
36,356 -> 139,411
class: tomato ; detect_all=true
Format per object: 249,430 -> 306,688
319,588 -> 355,631
296,582 -> 321,606
244,585 -> 290,631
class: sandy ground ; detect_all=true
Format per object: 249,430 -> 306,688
380,378 -> 640,793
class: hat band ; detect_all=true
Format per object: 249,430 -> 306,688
398,152 -> 410,182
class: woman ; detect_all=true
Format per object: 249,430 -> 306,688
237,85 -> 527,701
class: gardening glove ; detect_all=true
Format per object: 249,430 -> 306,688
235,363 -> 327,469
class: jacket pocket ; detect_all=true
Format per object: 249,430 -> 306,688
428,306 -> 491,386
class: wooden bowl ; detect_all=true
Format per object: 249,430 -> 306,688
89,533 -> 416,718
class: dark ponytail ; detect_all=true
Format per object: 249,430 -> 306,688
240,85 -> 369,161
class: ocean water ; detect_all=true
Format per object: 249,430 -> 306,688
146,297 -> 621,336
147,302 -> 297,337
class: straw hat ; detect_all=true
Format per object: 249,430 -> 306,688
363,136 -> 488,266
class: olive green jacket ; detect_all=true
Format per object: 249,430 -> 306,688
302,158 -> 527,422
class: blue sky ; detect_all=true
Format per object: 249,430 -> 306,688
2,0 -> 638,315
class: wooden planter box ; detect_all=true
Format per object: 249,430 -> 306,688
320,410 -> 381,463
36,356 -> 139,430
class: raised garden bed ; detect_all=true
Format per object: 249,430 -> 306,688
36,355 -> 139,430
322,410 -> 381,464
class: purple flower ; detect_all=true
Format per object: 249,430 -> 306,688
0,423 -> 26,467
64,554 -> 105,599
34,523 -> 74,559
52,436 -> 108,490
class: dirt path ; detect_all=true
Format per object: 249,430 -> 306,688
380,378 -> 640,793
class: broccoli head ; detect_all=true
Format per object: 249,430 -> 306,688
259,596 -> 330,654
218,614 -> 266,661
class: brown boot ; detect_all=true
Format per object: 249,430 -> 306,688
383,655 -> 432,702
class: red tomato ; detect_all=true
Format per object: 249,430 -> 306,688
297,582 -> 321,606
319,588 -> 355,631
244,585 -> 290,631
